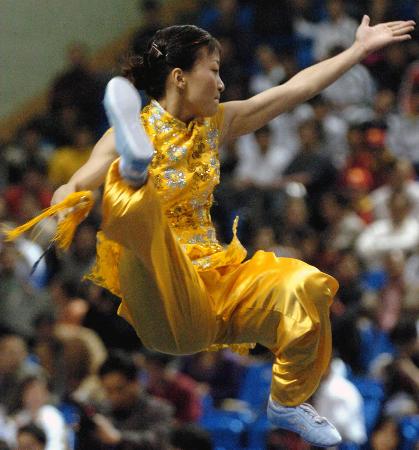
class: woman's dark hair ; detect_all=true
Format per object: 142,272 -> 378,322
122,25 -> 220,99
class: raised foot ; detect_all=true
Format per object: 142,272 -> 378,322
267,396 -> 342,448
104,76 -> 154,184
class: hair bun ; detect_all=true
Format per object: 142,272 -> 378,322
121,54 -> 149,90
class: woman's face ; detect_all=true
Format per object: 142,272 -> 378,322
182,48 -> 224,117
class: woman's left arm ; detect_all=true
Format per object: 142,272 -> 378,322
222,16 -> 415,140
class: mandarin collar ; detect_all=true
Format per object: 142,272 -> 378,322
151,99 -> 205,130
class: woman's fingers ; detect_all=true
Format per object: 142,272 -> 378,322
391,25 -> 415,37
387,20 -> 415,29
392,34 -> 412,42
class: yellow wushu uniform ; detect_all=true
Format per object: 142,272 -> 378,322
92,100 -> 338,406
8,100 -> 338,406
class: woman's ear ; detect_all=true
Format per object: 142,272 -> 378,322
171,68 -> 186,89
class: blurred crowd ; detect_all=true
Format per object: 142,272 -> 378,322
1,0 -> 419,449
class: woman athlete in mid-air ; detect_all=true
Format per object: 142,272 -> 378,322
8,15 -> 415,447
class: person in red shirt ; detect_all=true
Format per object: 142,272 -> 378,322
144,352 -> 202,424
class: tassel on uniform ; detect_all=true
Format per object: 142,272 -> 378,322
3,191 -> 95,251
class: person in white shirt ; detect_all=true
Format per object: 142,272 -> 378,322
249,45 -> 286,95
322,47 -> 376,122
387,65 -> 419,169
314,358 -> 367,445
356,190 -> 419,269
12,375 -> 67,450
230,126 -> 294,232
370,158 -> 419,220
295,0 -> 358,62
234,125 -> 294,189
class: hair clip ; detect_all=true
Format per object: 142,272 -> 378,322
151,42 -> 164,58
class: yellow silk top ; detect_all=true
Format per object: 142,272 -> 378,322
91,100 -> 247,296
141,100 -> 247,266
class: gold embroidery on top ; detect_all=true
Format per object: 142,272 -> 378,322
141,100 -> 221,249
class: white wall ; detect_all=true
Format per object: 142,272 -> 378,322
0,0 -> 140,119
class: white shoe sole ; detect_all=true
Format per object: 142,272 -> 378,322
267,401 -> 342,448
104,77 -> 154,179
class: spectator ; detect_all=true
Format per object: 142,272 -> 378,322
4,163 -> 52,224
180,350 -> 244,406
314,358 -> 367,445
32,313 -> 66,399
371,88 -> 398,125
58,334 -> 106,405
370,415 -> 401,450
251,226 -> 286,258
322,46 -> 376,122
320,191 -> 365,252
332,250 -> 364,310
0,244 -> 51,337
217,36 -> 247,101
366,43 -> 411,93
12,375 -> 67,450
2,122 -> 50,186
356,190 -> 419,269
57,220 -> 98,284
48,42 -> 104,135
79,351 -> 174,450
382,318 -> 419,418
387,65 -> 419,172
16,424 -> 46,450
0,336 -> 45,415
249,45 -> 286,95
404,247 -> 419,315
268,87 -> 312,156
370,158 -> 419,220
48,126 -> 94,188
131,1 -> 165,56
376,250 -> 406,332
295,0 -> 358,62
219,126 -> 294,236
49,278 -> 88,326
363,122 -> 395,189
198,0 -> 253,64
144,351 -> 202,424
82,285 -> 140,352
341,166 -> 375,223
282,119 -> 338,221
277,195 -> 313,255
340,123 -> 373,178
234,126 -> 294,189
309,95 -> 348,168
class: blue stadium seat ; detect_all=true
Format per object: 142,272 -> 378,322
358,325 -> 395,373
200,394 -> 253,450
346,375 -> 385,435
238,361 -> 272,413
399,415 -> 419,450
245,413 -> 270,450
338,443 -> 361,450
57,402 -> 78,450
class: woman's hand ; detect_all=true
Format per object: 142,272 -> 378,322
51,183 -> 77,206
355,15 -> 415,57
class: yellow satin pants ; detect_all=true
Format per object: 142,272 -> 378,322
99,163 -> 339,406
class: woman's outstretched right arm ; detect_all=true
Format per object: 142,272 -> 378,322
51,131 -> 117,205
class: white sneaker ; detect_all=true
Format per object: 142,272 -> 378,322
103,76 -> 154,185
267,396 -> 342,448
